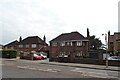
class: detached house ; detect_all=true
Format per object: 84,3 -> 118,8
4,36 -> 48,53
18,36 -> 48,53
49,31 -> 89,61
4,40 -> 19,49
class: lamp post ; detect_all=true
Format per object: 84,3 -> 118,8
102,33 -> 108,68
105,33 -> 108,68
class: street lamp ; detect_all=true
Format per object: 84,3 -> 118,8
102,33 -> 108,68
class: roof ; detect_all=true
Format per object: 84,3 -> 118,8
4,40 -> 19,47
0,44 -> 3,46
19,36 -> 48,45
50,31 -> 88,42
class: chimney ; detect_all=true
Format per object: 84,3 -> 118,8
43,35 -> 46,43
87,28 -> 90,38
19,36 -> 22,42
108,30 -> 110,36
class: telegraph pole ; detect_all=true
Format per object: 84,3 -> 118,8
105,33 -> 108,68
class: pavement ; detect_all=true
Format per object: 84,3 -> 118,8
1,58 -> 120,71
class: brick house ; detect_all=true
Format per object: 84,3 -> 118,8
18,36 -> 48,53
4,36 -> 48,53
49,31 -> 89,61
108,31 -> 120,53
4,40 -> 19,50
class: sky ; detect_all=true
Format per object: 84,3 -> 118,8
0,0 -> 119,45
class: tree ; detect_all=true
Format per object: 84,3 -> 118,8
89,35 -> 102,50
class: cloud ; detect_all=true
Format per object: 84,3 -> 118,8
1,0 -> 67,44
0,0 -> 119,45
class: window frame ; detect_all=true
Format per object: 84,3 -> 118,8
77,41 -> 82,46
31,44 -> 37,48
52,42 -> 57,46
67,42 -> 72,46
25,44 -> 29,48
60,42 -> 65,46
19,44 -> 23,48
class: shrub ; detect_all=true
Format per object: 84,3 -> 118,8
1,49 -> 17,58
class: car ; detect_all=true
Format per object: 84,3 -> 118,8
33,53 -> 42,60
36,52 -> 47,59
20,52 -> 42,60
108,56 -> 120,60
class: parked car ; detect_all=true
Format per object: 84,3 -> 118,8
36,52 -> 47,59
108,56 -> 120,60
20,52 -> 42,60
33,53 -> 42,60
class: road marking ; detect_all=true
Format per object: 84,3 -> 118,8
71,69 -> 118,78
27,67 -> 37,70
17,66 -> 29,69
17,66 -> 61,73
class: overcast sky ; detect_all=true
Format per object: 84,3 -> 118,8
0,0 -> 119,45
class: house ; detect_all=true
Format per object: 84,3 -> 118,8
4,36 -> 48,53
0,44 -> 3,50
18,36 -> 48,53
4,40 -> 19,50
49,31 -> 89,61
108,31 -> 120,53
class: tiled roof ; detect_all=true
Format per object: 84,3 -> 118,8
19,36 -> 48,45
50,31 -> 88,42
4,40 -> 19,47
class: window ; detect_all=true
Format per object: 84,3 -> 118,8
67,42 -> 72,46
10,47 -> 14,49
25,44 -> 29,48
60,42 -> 65,46
52,42 -> 57,46
19,45 -> 23,48
75,51 -> 83,58
31,44 -> 37,48
77,41 -> 82,46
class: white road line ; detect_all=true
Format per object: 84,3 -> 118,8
52,69 -> 61,72
71,69 -> 113,78
27,67 -> 37,70
17,66 -> 29,69
17,66 -> 61,73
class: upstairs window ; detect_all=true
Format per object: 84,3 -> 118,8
77,41 -> 82,46
60,42 -> 65,46
19,45 -> 23,48
52,42 -> 57,46
67,42 -> 72,46
32,44 -> 37,48
25,44 -> 29,48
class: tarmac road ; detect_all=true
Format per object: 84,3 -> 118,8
1,59 -> 119,79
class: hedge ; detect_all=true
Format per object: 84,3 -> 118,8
0,49 -> 18,58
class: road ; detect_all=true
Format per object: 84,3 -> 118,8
1,59 -> 119,79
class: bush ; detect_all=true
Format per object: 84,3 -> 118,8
1,49 -> 17,58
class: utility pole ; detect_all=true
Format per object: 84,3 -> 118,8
105,33 -> 108,68
102,33 -> 108,68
